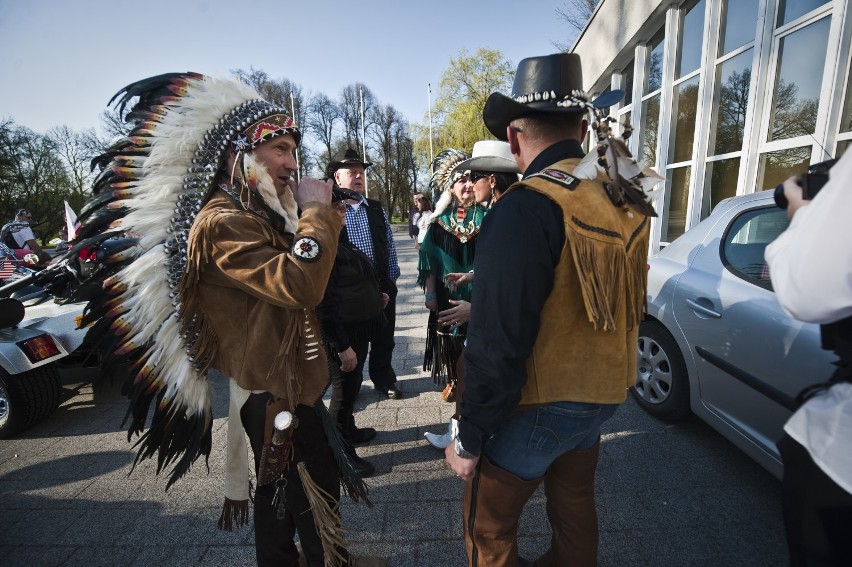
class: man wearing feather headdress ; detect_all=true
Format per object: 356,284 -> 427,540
72,73 -> 380,567
444,54 -> 661,567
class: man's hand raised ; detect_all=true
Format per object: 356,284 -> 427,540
289,177 -> 333,208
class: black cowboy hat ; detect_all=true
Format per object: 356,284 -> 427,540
326,148 -> 373,175
482,53 -> 624,140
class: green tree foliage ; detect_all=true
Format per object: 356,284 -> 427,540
0,118 -> 76,244
431,49 -> 514,152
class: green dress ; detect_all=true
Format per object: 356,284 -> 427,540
417,203 -> 488,386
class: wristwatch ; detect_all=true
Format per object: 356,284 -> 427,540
454,437 -> 476,459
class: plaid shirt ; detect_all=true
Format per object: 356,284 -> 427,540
345,198 -> 400,280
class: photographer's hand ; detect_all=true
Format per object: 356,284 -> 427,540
782,177 -> 809,220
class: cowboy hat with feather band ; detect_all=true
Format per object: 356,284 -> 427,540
483,53 -> 624,140
451,140 -> 520,175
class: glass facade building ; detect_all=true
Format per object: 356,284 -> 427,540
574,0 -> 851,250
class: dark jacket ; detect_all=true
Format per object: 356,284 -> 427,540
317,239 -> 384,354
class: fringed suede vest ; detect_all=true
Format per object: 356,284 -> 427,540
514,159 -> 651,405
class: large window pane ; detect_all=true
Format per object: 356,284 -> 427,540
767,17 -> 830,142
670,75 -> 700,163
841,71 -> 852,133
837,140 -> 850,158
677,0 -> 706,78
618,109 -> 632,138
758,147 -> 811,191
702,158 -> 740,218
710,49 -> 752,156
719,0 -> 758,55
645,32 -> 665,94
663,167 -> 691,241
777,0 -> 830,27
641,94 -> 660,165
622,62 -> 634,105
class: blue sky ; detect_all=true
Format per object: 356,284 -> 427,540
0,0 -> 577,134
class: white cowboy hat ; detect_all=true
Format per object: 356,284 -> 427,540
451,140 -> 520,174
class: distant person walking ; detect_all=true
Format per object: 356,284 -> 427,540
414,193 -> 432,251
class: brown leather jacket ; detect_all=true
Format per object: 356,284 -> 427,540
185,190 -> 342,407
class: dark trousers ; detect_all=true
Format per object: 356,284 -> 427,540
329,336 -> 370,438
369,291 -> 397,389
779,433 -> 852,566
240,395 -> 345,567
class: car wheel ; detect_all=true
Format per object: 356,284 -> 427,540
0,365 -> 62,439
632,320 -> 691,421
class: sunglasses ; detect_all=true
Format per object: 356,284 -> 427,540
469,172 -> 491,182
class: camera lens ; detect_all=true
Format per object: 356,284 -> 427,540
773,183 -> 788,209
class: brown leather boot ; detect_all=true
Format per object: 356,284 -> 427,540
534,440 -> 602,567
463,456 -> 543,567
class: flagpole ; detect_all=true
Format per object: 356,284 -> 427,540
290,92 -> 300,181
360,86 -> 368,198
428,83 -> 434,177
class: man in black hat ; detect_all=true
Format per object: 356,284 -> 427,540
326,148 -> 403,402
445,53 -> 654,567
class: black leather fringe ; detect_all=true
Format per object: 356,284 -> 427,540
315,401 -> 371,506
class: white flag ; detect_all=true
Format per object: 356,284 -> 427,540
64,201 -> 79,241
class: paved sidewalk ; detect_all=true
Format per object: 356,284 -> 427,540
0,225 -> 787,566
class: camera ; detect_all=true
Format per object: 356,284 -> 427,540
773,159 -> 836,209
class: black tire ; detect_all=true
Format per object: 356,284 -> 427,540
631,319 -> 691,421
0,365 -> 62,439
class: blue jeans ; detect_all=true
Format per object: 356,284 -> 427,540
484,401 -> 618,481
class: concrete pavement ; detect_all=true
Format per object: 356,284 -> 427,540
0,225 -> 787,566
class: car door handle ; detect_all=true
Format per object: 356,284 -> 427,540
686,298 -> 721,318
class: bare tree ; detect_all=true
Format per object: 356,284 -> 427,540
48,125 -> 104,210
99,107 -> 131,140
554,0 -> 600,51
339,84 -> 376,151
307,93 -> 340,172
368,104 -> 414,214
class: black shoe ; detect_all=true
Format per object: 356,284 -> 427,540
349,426 -> 376,445
378,384 -> 403,399
348,451 -> 375,478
